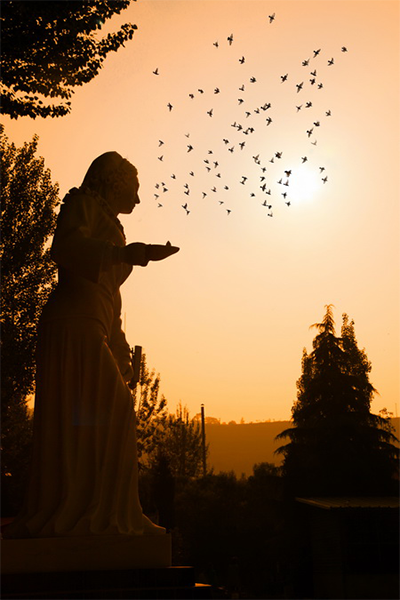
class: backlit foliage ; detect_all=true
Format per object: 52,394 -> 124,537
1,0 -> 137,119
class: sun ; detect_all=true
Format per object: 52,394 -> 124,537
288,165 -> 321,204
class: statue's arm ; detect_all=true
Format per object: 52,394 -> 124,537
109,291 -> 134,383
51,192 -> 116,283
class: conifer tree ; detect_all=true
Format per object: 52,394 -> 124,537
276,305 -> 399,496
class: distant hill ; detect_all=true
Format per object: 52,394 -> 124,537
205,418 -> 400,477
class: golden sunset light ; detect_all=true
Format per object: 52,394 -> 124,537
3,0 -> 399,424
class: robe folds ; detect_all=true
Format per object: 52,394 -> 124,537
5,187 -> 164,538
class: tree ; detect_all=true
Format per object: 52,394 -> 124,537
149,404 -> 209,480
130,351 -> 168,468
276,305 -> 399,496
1,125 -> 59,513
1,1 -> 137,119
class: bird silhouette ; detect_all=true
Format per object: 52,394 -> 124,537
153,68 -> 159,75
268,13 -> 275,23
341,46 -> 348,52
207,109 -> 214,117
213,41 -> 219,48
296,105 -> 303,112
328,58 -> 334,66
227,33 -> 234,45
158,140 -> 164,146
187,145 -> 194,152
305,101 -> 313,108
250,76 -> 257,83
296,82 -> 304,92
214,87 -> 220,94
302,58 -> 310,66
301,156 -> 308,163
226,209 -> 232,215
266,117 -> 272,125
239,56 -> 245,64
313,49 -> 321,57
325,109 -> 332,116
281,74 -> 288,82
322,176 -> 328,183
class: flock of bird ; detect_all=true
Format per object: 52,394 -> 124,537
151,13 -> 348,218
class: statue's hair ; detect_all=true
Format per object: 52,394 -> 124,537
82,151 -> 137,192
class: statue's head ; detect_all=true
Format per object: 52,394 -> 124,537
82,151 -> 140,215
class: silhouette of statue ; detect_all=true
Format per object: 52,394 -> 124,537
4,152 -> 179,538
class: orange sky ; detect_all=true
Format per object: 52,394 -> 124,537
4,0 -> 399,422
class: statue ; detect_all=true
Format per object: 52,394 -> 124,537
4,152 -> 179,538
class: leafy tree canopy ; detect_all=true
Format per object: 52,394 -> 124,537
130,351 -> 168,468
1,0 -> 137,119
1,125 -> 59,513
276,305 -> 399,496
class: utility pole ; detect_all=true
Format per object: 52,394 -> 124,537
201,404 -> 207,477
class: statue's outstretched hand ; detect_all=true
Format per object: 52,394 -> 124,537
147,241 -> 180,262
121,241 -> 179,266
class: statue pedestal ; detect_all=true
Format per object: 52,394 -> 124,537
1,534 -> 171,573
1,535 -> 213,598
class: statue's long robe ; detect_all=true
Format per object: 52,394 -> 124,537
6,188 -> 162,538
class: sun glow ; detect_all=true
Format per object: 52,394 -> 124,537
288,165 -> 321,204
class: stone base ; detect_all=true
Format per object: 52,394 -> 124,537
2,566 -> 212,599
1,534 -> 171,574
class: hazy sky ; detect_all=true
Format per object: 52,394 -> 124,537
4,0 -> 399,422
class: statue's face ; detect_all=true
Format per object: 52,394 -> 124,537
114,165 -> 141,214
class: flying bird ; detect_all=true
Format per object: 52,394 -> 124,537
213,41 -> 219,48
322,176 -> 328,183
266,117 -> 272,125
158,140 -> 164,146
187,145 -> 194,152
328,58 -> 334,66
250,76 -> 257,83
153,68 -> 159,75
214,87 -> 220,94
302,58 -> 310,66
296,82 -> 304,92
167,103 -> 173,111
313,49 -> 321,57
207,109 -> 214,117
341,46 -> 348,52
281,74 -> 288,82
301,156 -> 308,163
296,105 -> 303,112
325,109 -> 331,116
268,12 -> 275,23
239,56 -> 245,64
227,33 -> 234,45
